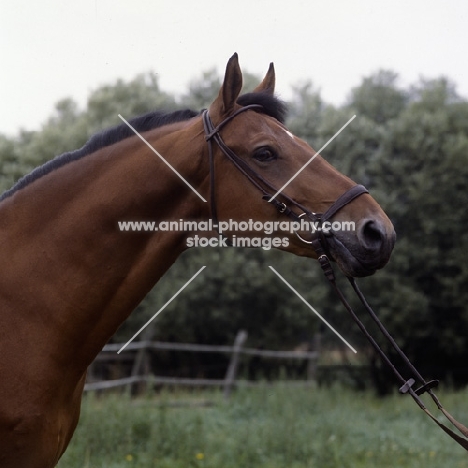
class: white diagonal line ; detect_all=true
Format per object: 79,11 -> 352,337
268,115 -> 356,202
268,266 -> 357,353
117,266 -> 207,354
118,114 -> 207,203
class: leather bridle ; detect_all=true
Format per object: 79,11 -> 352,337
202,106 -> 368,249
202,105 -> 468,451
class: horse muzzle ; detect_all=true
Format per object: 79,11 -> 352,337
325,216 -> 396,277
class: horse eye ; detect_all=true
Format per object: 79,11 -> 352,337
253,147 -> 277,162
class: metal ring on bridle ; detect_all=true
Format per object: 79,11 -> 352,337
294,212 -> 317,245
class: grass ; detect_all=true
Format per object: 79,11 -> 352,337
58,384 -> 468,467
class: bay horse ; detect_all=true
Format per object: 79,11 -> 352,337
0,54 -> 395,466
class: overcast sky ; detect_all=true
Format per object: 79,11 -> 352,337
1,0 -> 467,135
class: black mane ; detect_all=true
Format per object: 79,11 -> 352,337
0,109 -> 199,202
0,93 -> 288,201
237,92 -> 288,124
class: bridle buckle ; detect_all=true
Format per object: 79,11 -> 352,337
277,202 -> 287,213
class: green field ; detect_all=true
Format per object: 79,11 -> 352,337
58,384 -> 468,468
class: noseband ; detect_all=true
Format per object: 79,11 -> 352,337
202,106 -> 468,451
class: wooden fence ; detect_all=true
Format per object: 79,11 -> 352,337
86,330 -> 320,398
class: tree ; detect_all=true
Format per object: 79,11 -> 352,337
179,69 -> 221,110
179,69 -> 262,110
288,81 -> 325,143
348,70 -> 407,124
289,71 -> 468,390
86,72 -> 177,133
361,77 -> 468,389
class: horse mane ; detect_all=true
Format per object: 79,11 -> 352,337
0,109 -> 200,202
237,91 -> 288,124
0,93 -> 288,202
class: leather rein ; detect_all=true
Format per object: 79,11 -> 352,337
202,105 -> 468,451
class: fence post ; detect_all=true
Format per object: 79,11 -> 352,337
131,321 -> 156,394
87,361 -> 96,383
223,330 -> 248,399
307,332 -> 321,381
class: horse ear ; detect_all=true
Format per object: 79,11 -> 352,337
253,62 -> 275,95
210,53 -> 243,118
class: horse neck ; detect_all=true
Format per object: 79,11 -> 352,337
0,117 -> 209,379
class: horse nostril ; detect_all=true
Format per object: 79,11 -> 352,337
360,220 -> 384,251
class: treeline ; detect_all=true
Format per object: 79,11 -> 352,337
2,68 -> 468,391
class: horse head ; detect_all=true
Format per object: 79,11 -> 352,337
204,53 -> 395,277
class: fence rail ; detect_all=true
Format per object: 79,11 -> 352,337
99,340 -> 319,359
86,330 -> 320,397
83,376 -> 317,392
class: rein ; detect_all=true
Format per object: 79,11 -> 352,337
327,266 -> 468,450
202,106 -> 468,451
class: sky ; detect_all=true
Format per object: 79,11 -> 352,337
1,0 -> 468,136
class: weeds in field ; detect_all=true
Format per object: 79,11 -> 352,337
58,384 -> 468,468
